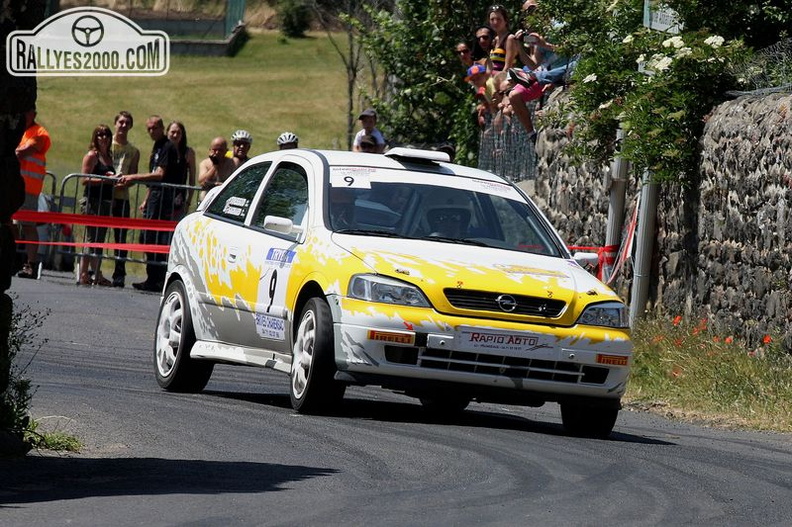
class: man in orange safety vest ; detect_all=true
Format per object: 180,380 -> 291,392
15,106 -> 51,279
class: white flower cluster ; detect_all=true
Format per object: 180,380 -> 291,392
662,36 -> 685,49
646,53 -> 673,72
675,47 -> 693,58
704,35 -> 725,48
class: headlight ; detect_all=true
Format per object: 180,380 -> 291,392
576,301 -> 629,328
348,274 -> 431,307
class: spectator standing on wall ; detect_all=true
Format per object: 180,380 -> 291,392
230,129 -> 253,168
117,115 -> 179,292
110,110 -> 140,288
198,136 -> 236,201
77,124 -> 116,286
166,121 -> 196,221
14,106 -> 51,280
352,109 -> 385,153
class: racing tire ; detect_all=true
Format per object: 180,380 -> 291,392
560,403 -> 619,439
290,297 -> 345,414
154,280 -> 214,392
419,395 -> 471,416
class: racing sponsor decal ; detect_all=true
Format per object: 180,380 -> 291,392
330,168 -> 373,188
255,313 -> 286,340
367,330 -> 415,345
266,247 -> 296,266
596,353 -> 629,366
222,196 -> 250,217
458,327 -> 553,354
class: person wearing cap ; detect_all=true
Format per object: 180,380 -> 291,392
229,129 -> 253,168
352,108 -> 385,153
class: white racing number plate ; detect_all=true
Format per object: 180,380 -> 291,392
456,326 -> 556,359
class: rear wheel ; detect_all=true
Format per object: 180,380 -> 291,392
154,280 -> 214,392
560,403 -> 619,439
290,297 -> 345,413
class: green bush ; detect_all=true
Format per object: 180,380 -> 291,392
278,0 -> 311,38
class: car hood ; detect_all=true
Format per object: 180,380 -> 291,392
333,235 -> 620,325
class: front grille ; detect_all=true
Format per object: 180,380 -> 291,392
419,348 -> 609,385
444,289 -> 566,318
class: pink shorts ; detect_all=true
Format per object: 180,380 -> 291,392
512,82 -> 544,103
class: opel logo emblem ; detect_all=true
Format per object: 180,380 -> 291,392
72,15 -> 104,47
496,294 -> 517,312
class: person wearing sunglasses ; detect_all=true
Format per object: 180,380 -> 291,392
455,41 -> 474,68
471,26 -> 494,65
77,124 -> 116,286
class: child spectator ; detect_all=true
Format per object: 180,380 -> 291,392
352,109 -> 386,153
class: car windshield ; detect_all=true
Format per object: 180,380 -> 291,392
327,179 -> 563,257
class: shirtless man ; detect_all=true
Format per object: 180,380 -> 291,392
198,136 -> 236,201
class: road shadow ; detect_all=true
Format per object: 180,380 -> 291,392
0,457 -> 337,506
203,390 -> 674,446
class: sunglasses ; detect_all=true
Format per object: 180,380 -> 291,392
490,4 -> 505,12
233,141 -> 250,146
477,34 -> 492,40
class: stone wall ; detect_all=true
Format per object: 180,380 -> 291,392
531,90 -> 792,348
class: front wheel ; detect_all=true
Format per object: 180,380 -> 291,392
154,280 -> 214,392
560,403 -> 619,439
290,297 -> 345,413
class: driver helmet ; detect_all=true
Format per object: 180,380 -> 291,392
277,131 -> 299,146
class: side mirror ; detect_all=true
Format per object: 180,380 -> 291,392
263,215 -> 303,236
573,251 -> 599,271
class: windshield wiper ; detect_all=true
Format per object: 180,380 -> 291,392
418,235 -> 489,247
333,229 -> 403,237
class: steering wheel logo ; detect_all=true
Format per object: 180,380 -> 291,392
71,15 -> 104,47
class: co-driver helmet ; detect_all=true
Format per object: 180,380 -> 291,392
277,132 -> 299,146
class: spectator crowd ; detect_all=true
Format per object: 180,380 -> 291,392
10,97 -> 395,291
456,2 -> 576,143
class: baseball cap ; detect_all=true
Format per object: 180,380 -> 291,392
465,64 -> 487,82
358,108 -> 377,120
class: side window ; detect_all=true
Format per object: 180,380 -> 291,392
206,162 -> 272,222
252,163 -> 309,235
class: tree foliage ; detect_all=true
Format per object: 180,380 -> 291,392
534,0 -> 789,183
354,1 -> 496,165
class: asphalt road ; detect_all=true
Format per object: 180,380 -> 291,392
2,271 -> 791,526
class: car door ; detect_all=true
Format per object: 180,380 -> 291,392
199,161 -> 272,343
232,160 -> 311,352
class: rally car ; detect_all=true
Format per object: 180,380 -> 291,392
154,147 -> 632,438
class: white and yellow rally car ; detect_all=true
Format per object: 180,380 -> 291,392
154,147 -> 632,438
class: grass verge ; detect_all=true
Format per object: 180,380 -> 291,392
626,316 -> 792,432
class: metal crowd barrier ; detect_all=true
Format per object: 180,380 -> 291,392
51,173 -> 201,270
477,101 -> 539,183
